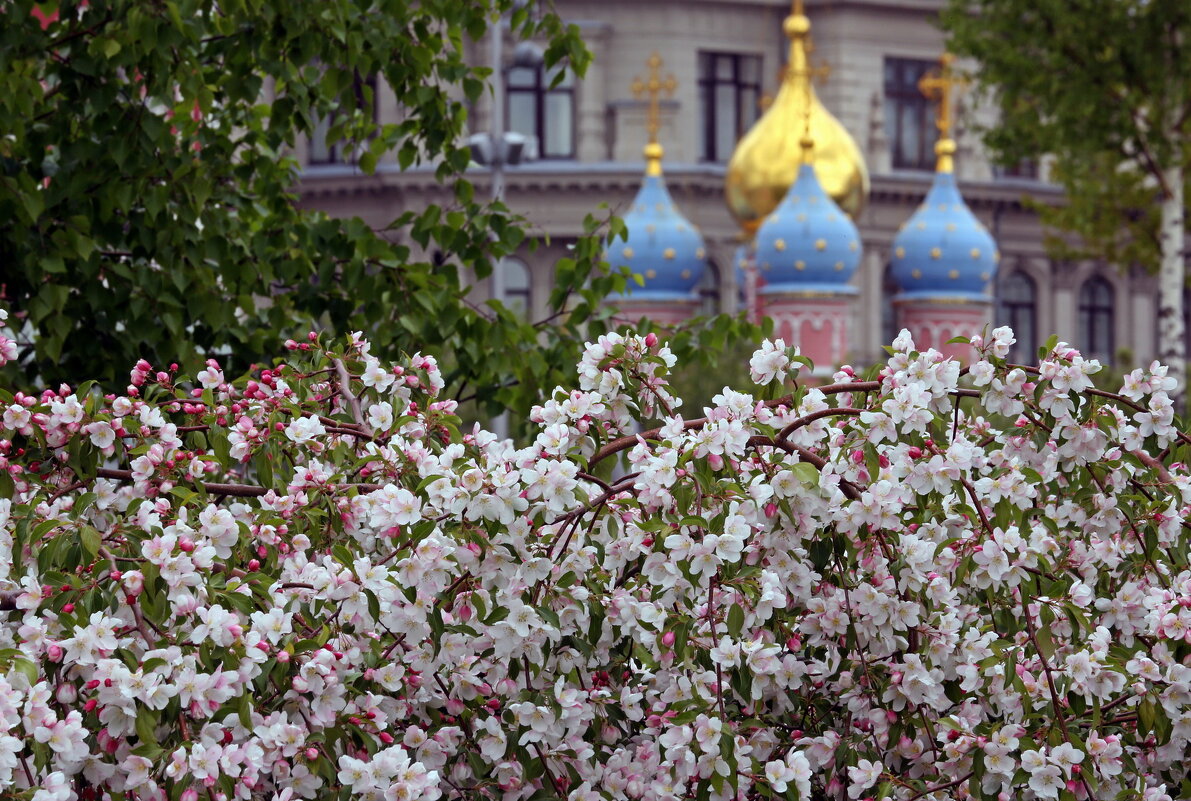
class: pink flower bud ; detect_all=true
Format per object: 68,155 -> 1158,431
378,732 -> 394,744
56,683 -> 77,704
247,559 -> 260,572
47,643 -> 63,662
108,570 -> 121,582
84,699 -> 98,713
764,502 -> 778,518
907,446 -> 922,459
305,748 -> 319,761
644,332 -> 658,348
62,603 -> 74,614
181,788 -> 199,801
276,650 -> 290,663
661,630 -> 676,647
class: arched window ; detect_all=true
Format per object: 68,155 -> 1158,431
881,263 -> 899,347
503,258 -> 531,318
1078,276 -> 1115,363
507,65 -> 574,159
699,261 -> 721,316
996,270 -> 1036,362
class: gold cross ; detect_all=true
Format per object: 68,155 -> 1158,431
784,21 -> 830,147
918,53 -> 967,140
787,54 -> 831,93
631,52 -> 677,145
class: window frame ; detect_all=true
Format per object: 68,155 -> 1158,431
697,51 -> 762,163
506,64 -> 575,160
308,72 -> 379,166
996,270 -> 1037,362
993,159 -> 1040,180
883,57 -> 938,172
1077,275 -> 1115,363
698,260 -> 721,316
502,258 -> 532,318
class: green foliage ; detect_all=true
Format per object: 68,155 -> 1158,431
942,0 -> 1191,270
0,0 -> 620,420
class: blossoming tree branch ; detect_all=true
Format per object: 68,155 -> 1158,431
0,306 -> 1188,801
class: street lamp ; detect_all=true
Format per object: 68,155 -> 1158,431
466,24 -> 544,438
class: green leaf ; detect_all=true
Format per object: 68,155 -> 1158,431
135,707 -> 159,748
791,462 -> 820,488
79,525 -> 102,558
726,604 -> 744,638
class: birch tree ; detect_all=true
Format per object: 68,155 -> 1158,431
943,0 -> 1189,402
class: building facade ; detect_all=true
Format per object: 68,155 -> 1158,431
297,0 -> 1164,369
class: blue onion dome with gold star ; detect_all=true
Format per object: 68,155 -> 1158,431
606,54 -> 707,301
751,10 -> 861,295
890,55 -> 999,300
607,143 -> 708,299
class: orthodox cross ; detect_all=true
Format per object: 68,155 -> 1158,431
784,4 -> 830,148
917,53 -> 966,140
631,52 -> 677,145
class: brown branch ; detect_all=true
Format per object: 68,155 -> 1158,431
774,407 -> 864,445
333,359 -> 366,429
90,468 -> 381,498
586,382 -> 881,471
906,771 -> 973,801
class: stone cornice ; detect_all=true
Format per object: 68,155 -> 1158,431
296,162 -> 1064,213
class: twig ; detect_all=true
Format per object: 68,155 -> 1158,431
332,358 -> 366,429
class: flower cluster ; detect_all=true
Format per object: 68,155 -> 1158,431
0,318 -> 1189,801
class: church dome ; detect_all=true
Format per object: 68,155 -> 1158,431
890,139 -> 998,300
607,144 -> 708,300
724,4 -> 869,236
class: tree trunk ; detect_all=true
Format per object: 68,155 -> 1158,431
1157,163 -> 1186,411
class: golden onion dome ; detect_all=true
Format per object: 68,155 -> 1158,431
724,3 -> 869,236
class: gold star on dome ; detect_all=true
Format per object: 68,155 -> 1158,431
663,247 -> 676,260
774,239 -> 787,251
814,238 -> 827,251
930,247 -> 942,259
622,247 -> 634,259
